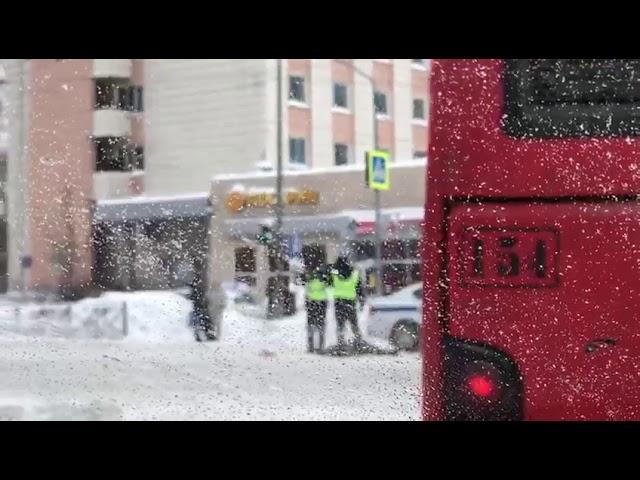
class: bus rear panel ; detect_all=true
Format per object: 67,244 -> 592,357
423,59 -> 640,420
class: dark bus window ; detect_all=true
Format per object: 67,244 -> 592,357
503,59 -> 640,138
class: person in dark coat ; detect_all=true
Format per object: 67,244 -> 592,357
304,264 -> 329,353
329,256 -> 365,347
189,261 -> 215,342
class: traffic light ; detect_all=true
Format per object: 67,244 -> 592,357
257,226 -> 274,246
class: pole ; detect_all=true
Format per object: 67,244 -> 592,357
275,59 -> 284,238
272,58 -> 285,317
122,301 -> 128,337
336,60 -> 382,295
373,107 -> 383,296
327,60 -> 385,296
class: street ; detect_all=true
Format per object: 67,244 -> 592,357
0,297 -> 421,420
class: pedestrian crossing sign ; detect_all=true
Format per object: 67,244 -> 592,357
366,150 -> 390,191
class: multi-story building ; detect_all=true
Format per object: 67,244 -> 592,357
2,59 -> 429,295
2,59 -> 145,296
140,59 -> 429,194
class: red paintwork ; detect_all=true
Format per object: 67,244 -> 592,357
422,59 -> 640,420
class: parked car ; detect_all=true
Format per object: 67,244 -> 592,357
365,283 -> 421,350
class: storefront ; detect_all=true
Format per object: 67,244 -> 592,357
93,194 -> 211,290
209,159 -> 426,303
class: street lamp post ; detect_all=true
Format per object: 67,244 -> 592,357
270,58 -> 287,318
275,59 -> 284,240
335,60 -> 384,296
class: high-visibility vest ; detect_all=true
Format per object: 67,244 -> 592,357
306,278 -> 328,301
332,271 -> 359,300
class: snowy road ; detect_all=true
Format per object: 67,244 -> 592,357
0,293 -> 421,420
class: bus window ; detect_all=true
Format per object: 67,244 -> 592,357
503,59 -> 640,138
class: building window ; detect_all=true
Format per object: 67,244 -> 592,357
130,86 -> 143,112
288,76 -> 306,103
412,59 -> 428,70
116,86 -> 130,110
236,276 -> 257,287
0,218 -> 6,254
0,162 -> 6,207
351,240 -> 375,261
95,79 -> 142,112
235,247 -> 256,273
333,83 -> 348,109
334,143 -> 349,166
382,240 -> 406,260
94,137 -> 132,172
95,78 -> 130,110
405,239 -> 421,259
374,91 -> 388,116
289,137 -> 306,165
413,99 -> 425,120
268,246 -> 289,272
133,146 -> 145,170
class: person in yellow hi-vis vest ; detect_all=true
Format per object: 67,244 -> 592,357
304,265 -> 330,353
330,256 -> 364,347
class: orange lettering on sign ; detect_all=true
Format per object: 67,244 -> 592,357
226,189 -> 320,213
226,192 -> 246,213
286,192 -> 298,204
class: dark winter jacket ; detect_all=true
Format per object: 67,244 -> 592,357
304,264 -> 330,285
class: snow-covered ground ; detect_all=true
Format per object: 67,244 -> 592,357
0,291 -> 421,420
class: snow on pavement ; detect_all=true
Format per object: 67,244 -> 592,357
0,292 -> 421,420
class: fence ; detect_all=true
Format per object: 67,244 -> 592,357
0,300 -> 129,340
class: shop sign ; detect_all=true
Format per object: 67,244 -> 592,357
226,188 -> 319,213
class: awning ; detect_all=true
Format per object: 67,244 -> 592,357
224,207 -> 424,239
343,207 -> 425,236
225,213 -> 357,238
94,193 -> 211,223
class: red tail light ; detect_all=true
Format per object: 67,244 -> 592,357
443,339 -> 524,420
467,374 -> 496,399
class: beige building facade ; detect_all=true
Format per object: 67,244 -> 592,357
209,159 -> 426,304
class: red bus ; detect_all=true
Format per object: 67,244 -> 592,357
422,59 -> 640,420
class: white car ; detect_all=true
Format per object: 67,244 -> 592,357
365,283 -> 422,350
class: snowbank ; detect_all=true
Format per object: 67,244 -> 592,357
97,291 -> 194,343
0,291 -> 194,343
